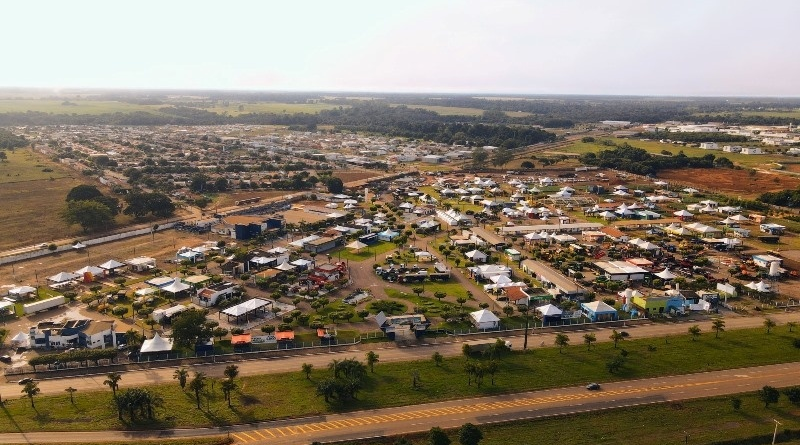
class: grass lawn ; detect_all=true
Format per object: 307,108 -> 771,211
384,288 -> 477,317
331,241 -> 397,261
0,326 -> 798,433
560,139 -> 786,169
337,393 -> 800,445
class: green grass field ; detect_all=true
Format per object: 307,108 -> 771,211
559,139 -> 786,169
389,104 -> 532,118
200,102 -> 343,116
0,326 -> 797,433
0,149 -> 69,184
696,109 -> 800,119
337,393 -> 800,445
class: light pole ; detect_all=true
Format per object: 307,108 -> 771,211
772,419 -> 782,445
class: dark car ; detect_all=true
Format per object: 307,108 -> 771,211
17,377 -> 33,385
0,355 -> 11,363
586,383 -> 601,391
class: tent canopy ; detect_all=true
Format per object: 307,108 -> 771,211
161,281 -> 190,294
98,259 -> 125,270
470,309 -> 500,323
48,271 -> 80,283
536,304 -> 563,316
140,333 -> 174,353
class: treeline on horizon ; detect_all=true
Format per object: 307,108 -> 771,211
1,92 -> 799,129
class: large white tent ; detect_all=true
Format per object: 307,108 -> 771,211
469,309 -> 500,330
47,271 -> 80,283
745,281 -> 771,293
140,333 -> 174,353
98,259 -> 126,270
655,268 -> 677,280
536,304 -> 563,317
161,280 -> 191,294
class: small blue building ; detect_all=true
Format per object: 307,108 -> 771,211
581,300 -> 619,322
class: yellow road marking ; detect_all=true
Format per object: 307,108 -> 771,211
240,432 -> 256,441
264,429 -> 276,438
328,420 -> 349,428
275,428 -> 287,436
252,430 -> 266,439
231,433 -> 247,443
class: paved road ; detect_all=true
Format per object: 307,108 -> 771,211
3,310 -> 798,397
1,361 -> 798,444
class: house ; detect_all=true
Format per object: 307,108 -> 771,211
520,259 -> 587,298
699,142 -> 719,150
536,303 -> 563,325
470,309 -> 500,330
304,236 -> 343,253
581,301 -> 618,322
374,312 -> 429,340
504,248 -> 521,262
126,256 -> 156,272
593,261 -> 648,281
722,145 -> 742,153
470,227 -> 506,250
193,282 -> 239,307
468,264 -> 512,281
630,290 -> 685,316
741,147 -> 762,155
465,249 -> 488,263
28,319 -> 118,350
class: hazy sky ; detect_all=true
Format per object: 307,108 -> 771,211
3,0 -> 798,96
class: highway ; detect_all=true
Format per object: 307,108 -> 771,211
0,361 -> 798,444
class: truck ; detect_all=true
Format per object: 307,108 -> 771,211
23,295 -> 66,315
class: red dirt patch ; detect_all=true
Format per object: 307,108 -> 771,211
657,168 -> 800,197
335,171 -> 382,184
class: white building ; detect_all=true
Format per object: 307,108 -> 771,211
740,147 -> 762,155
699,142 -> 719,150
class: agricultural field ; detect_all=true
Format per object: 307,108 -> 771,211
695,109 -> 800,119
656,168 -> 800,198
390,104 -> 532,118
0,149 -> 89,249
0,99 -> 163,115
199,102 -> 343,116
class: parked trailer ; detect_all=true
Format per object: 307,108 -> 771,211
23,295 -> 66,315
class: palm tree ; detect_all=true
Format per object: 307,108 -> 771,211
104,372 -> 122,398
220,378 -> 238,408
301,363 -> 314,380
366,351 -> 380,373
764,318 -> 776,334
174,367 -> 189,390
583,333 -> 597,351
688,325 -> 702,341
188,372 -> 207,409
609,330 -> 624,349
65,386 -> 77,404
554,333 -> 569,353
517,304 -> 531,350
711,318 -> 726,338
224,364 -> 240,381
21,381 -> 40,408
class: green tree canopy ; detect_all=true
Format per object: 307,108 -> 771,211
61,200 -> 115,232
170,309 -> 212,348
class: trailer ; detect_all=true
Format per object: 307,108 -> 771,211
23,295 -> 66,315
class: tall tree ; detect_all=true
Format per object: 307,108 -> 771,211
66,184 -> 104,202
554,333 -> 569,353
220,378 -> 238,408
428,426 -> 451,445
711,318 -> 725,338
21,381 -> 40,408
224,364 -> 240,380
764,318 -> 776,334
188,372 -> 207,409
471,147 -> 488,170
609,330 -> 625,349
61,200 -> 114,232
366,351 -> 380,373
65,386 -> 77,404
174,367 -> 189,390
302,363 -> 314,380
688,325 -> 702,341
583,333 -> 597,351
171,309 -> 212,348
758,385 -> 780,407
104,372 -> 122,398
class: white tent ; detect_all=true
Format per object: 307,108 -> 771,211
490,275 -> 513,285
161,281 -> 191,294
75,265 -> 104,276
638,241 -> 660,251
536,304 -> 563,317
140,333 -> 174,353
275,261 -> 296,271
72,242 -> 87,249
599,211 -> 617,220
729,214 -> 750,222
98,259 -> 126,270
469,309 -> 500,330
9,286 -> 36,297
745,281 -> 771,293
673,210 -> 694,218
47,271 -> 80,283
346,240 -> 368,251
655,268 -> 677,280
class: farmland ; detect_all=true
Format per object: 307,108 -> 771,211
390,104 -> 533,117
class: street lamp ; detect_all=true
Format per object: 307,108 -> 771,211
772,419 -> 782,445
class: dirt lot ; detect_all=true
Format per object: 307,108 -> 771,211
0,230 -> 216,287
334,170 -> 383,184
656,168 -> 800,197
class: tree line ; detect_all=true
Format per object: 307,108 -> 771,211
580,142 -> 731,176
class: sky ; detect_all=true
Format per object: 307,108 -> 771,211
2,0 -> 798,96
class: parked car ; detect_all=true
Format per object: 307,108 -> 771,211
0,355 -> 11,363
17,377 -> 33,385
586,382 -> 601,391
